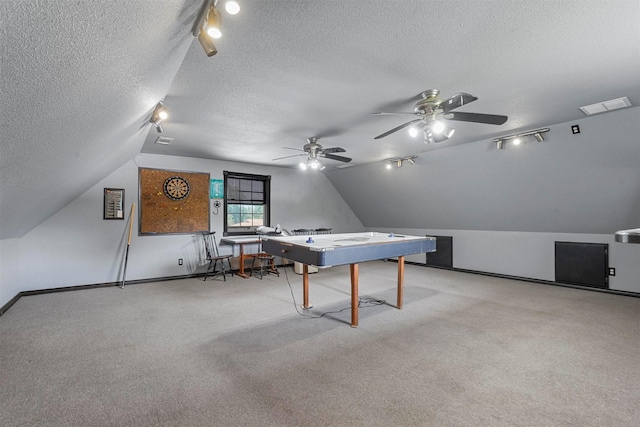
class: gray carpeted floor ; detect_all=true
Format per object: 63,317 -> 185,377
1,262 -> 639,426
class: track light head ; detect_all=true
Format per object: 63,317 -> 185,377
384,155 -> 417,169
194,1 -> 242,56
205,6 -> 222,39
197,30 -> 218,56
225,1 -> 240,15
150,102 -> 168,133
494,128 -> 550,150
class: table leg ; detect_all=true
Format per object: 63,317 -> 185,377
237,243 -> 250,278
302,264 -> 311,309
397,255 -> 405,309
350,263 -> 359,328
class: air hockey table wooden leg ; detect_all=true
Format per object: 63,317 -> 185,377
302,264 -> 311,309
350,263 -> 359,328
397,255 -> 405,309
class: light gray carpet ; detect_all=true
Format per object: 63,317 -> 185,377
1,262 -> 639,426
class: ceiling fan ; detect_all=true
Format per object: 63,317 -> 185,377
272,137 -> 352,170
373,89 -> 508,144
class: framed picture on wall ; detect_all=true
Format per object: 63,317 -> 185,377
104,188 -> 125,220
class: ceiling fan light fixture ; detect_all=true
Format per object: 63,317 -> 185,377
408,127 -> 419,138
373,90 -> 508,142
307,158 -> 325,170
534,132 -> 545,142
512,137 -> 521,146
431,121 -> 445,134
424,129 -> 435,144
496,140 -> 504,150
386,162 -> 392,169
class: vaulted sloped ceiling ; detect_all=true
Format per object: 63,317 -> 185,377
0,1 -> 199,239
1,0 -> 639,239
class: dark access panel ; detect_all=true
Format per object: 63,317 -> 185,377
555,241 -> 608,289
426,236 -> 453,268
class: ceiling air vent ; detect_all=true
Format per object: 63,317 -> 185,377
155,136 -> 175,145
580,96 -> 631,115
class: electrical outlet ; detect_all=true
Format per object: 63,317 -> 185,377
608,267 -> 615,276
178,258 -> 183,266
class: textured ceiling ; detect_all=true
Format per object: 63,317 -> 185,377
1,0 -> 639,238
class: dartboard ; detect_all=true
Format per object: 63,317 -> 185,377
163,176 -> 190,200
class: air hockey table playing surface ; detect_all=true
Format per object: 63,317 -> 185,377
261,232 -> 436,267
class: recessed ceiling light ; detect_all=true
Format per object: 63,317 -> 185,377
580,96 -> 631,115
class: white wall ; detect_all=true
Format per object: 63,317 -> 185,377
368,227 -> 640,294
0,154 -> 364,307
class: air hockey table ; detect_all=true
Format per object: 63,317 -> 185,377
261,232 -> 436,327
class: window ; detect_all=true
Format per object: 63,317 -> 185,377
223,171 -> 270,235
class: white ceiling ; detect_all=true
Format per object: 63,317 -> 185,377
1,0 -> 639,238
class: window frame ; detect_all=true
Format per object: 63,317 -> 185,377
223,171 -> 271,236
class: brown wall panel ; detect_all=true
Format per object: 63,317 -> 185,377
139,168 -> 209,235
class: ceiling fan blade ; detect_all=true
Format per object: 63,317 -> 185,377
321,153 -> 352,162
374,118 -> 423,140
371,112 -> 417,116
371,92 -> 424,114
440,92 -> 478,113
282,146 -> 305,152
447,111 -> 508,125
433,132 -> 450,143
272,153 -> 307,161
321,147 -> 346,154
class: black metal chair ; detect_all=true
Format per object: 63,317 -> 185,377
202,231 -> 233,281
